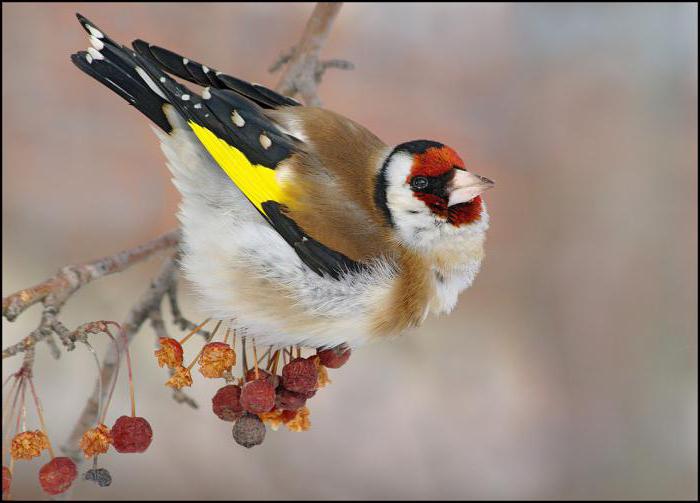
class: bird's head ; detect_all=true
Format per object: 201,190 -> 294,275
375,140 -> 494,249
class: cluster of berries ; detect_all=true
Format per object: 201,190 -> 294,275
154,321 -> 351,448
2,322 -> 152,498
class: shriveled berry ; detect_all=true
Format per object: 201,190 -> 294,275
198,342 -> 236,378
154,337 -> 184,368
10,430 -> 49,460
244,368 -> 280,388
317,344 -> 351,368
111,416 -> 153,453
80,423 -> 112,458
38,457 -> 77,495
284,406 -> 311,432
281,357 -> 318,394
212,385 -> 244,421
2,466 -> 11,495
84,467 -> 112,487
258,409 -> 285,431
232,413 -> 266,448
240,379 -> 276,414
165,365 -> 192,389
275,387 -> 307,411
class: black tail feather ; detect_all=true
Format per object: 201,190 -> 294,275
72,14 -> 172,132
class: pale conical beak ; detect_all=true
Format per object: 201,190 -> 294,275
448,169 -> 495,206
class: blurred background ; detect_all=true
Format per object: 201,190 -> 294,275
2,2 -> 697,500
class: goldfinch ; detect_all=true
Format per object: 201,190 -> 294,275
71,14 -> 494,349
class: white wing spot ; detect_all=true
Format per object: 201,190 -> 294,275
181,94 -> 190,101
159,77 -> 166,83
86,47 -> 104,60
135,67 -> 168,100
202,65 -> 210,74
259,132 -> 272,150
231,110 -> 245,127
85,24 -> 104,39
85,53 -> 93,64
202,87 -> 212,100
194,103 -> 202,109
183,58 -> 189,65
89,35 -> 104,51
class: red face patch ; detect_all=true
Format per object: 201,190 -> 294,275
408,146 -> 481,226
410,146 -> 465,178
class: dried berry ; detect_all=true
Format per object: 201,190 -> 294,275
10,430 -> 49,460
212,385 -> 244,422
84,467 -> 112,487
154,337 -> 184,369
38,457 -> 77,495
80,423 -> 112,458
258,409 -> 285,431
232,413 -> 266,448
111,416 -> 153,453
281,357 -> 318,394
165,365 -> 192,389
244,368 -> 280,388
240,379 -> 276,414
317,344 -> 351,368
316,362 -> 331,389
275,387 -> 307,411
2,466 -> 11,496
284,406 -> 311,432
198,342 -> 236,378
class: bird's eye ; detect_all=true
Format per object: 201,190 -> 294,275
411,176 -> 429,190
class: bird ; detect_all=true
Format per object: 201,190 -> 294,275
71,14 -> 494,350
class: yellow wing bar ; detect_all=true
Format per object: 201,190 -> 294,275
188,121 -> 283,214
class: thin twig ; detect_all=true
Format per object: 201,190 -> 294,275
273,2 -> 348,106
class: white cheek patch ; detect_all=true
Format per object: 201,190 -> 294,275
383,152 -> 441,247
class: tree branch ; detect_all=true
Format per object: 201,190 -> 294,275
2,230 -> 180,360
272,2 -> 350,106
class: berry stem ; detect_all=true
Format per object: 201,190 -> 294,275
252,339 -> 260,379
106,322 -> 137,418
209,320 -> 222,341
241,337 -> 249,380
27,377 -> 55,459
185,326 -> 218,371
81,341 -> 103,426
178,318 -> 211,346
2,376 -> 22,463
98,327 -> 121,426
296,345 -> 301,359
223,328 -> 231,345
270,350 -> 281,375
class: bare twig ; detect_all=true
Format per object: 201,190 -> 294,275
272,2 -> 350,105
2,230 -> 180,360
62,256 -> 179,461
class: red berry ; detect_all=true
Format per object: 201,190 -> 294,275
275,387 -> 307,411
212,385 -> 244,421
38,457 -> 77,495
317,344 -> 351,368
244,368 -> 280,388
111,416 -> 153,453
2,466 -> 11,496
282,357 -> 318,394
240,379 -> 276,414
